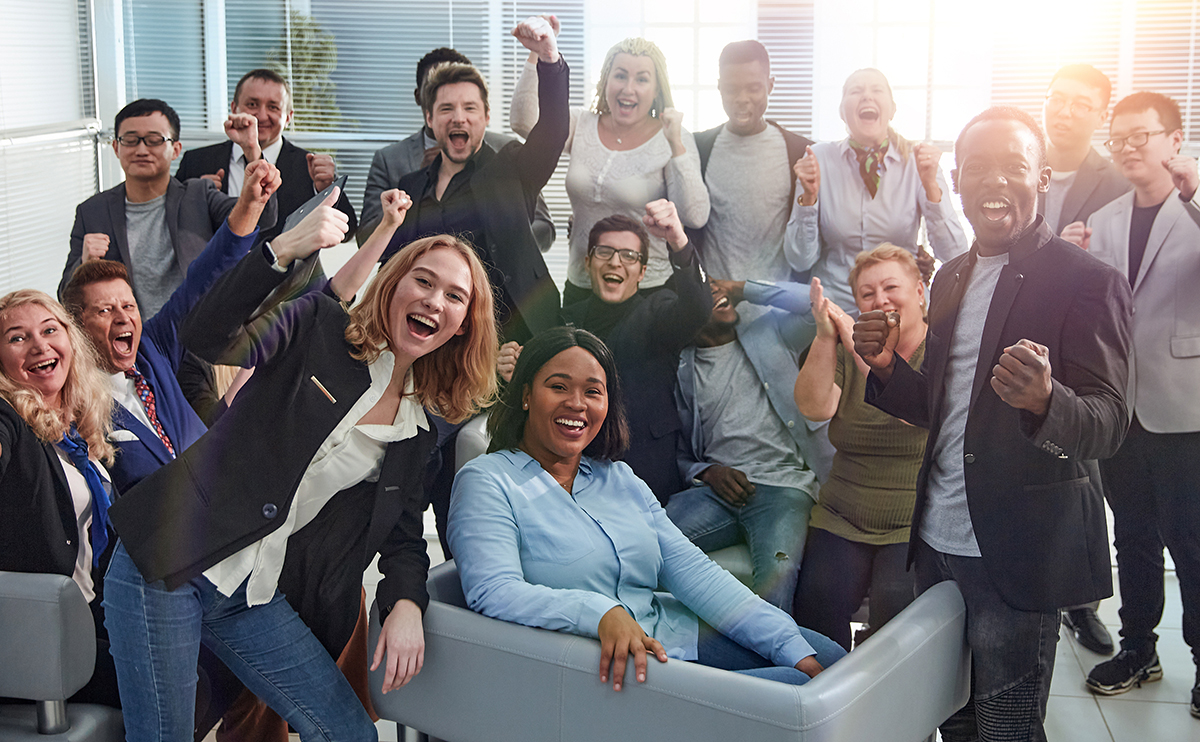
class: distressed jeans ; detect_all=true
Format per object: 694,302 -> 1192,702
915,540 -> 1060,742
666,482 -> 814,610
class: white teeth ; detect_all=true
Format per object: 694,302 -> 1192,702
556,418 -> 585,428
603,274 -> 623,283
117,332 -> 132,340
982,201 -> 1007,209
31,360 -> 56,371
409,314 -> 437,329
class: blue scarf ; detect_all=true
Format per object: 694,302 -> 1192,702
58,427 -> 111,565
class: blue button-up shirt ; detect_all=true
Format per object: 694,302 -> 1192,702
448,449 -> 815,665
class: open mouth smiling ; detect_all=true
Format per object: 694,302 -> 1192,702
980,200 -> 1011,221
555,417 -> 587,435
113,332 -> 134,355
407,313 -> 439,338
27,358 -> 59,375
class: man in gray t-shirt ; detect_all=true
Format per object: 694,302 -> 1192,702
667,277 -> 829,612
854,107 -> 1132,742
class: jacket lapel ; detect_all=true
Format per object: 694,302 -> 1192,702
108,184 -> 131,267
365,421 -> 433,552
1059,152 -> 1103,227
113,403 -> 173,464
1133,190 -> 1184,292
165,178 -> 183,263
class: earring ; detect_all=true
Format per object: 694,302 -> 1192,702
523,403 -> 528,410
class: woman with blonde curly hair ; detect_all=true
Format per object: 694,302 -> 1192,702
0,289 -> 122,706
102,191 -> 499,741
510,27 -> 710,304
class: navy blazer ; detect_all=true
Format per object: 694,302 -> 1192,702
60,177 -> 276,301
108,247 -> 435,654
867,219 -> 1133,611
106,221 -> 258,495
175,136 -> 358,244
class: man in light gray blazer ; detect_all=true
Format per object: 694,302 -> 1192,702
1078,91 -> 1200,719
357,47 -> 555,249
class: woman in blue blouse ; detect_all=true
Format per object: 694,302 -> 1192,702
449,327 -> 844,689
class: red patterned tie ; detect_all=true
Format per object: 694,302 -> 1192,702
125,368 -> 175,457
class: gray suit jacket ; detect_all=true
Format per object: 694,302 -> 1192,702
358,129 -> 556,249
1038,147 -> 1131,233
1087,190 -> 1200,433
59,177 -> 277,300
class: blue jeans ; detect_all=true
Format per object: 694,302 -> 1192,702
666,482 -> 813,610
104,542 -> 376,742
693,620 -> 847,685
915,540 -> 1059,742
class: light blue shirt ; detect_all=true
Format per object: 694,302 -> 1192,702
448,449 -> 815,665
784,139 -> 968,312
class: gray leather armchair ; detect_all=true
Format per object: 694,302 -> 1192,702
369,561 -> 970,742
0,572 -> 123,741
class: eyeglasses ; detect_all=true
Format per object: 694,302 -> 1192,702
588,245 -> 642,265
115,134 -> 175,147
1044,94 -> 1098,117
1103,130 -> 1167,153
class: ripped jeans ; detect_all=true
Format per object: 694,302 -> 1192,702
666,482 -> 814,611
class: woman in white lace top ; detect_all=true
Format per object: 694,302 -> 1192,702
510,35 -> 709,304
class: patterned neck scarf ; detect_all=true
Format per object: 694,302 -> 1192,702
58,427 -> 111,565
850,138 -> 889,198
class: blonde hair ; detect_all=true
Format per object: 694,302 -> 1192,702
345,235 -> 499,424
0,290 -> 114,464
840,68 -> 913,159
593,38 -> 673,118
849,243 -> 924,299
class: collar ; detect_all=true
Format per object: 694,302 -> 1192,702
966,215 -> 1053,267
838,137 -> 900,165
505,447 -> 594,478
358,353 -> 430,441
257,137 -> 285,165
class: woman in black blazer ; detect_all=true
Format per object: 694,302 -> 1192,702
0,289 -> 121,706
103,192 -> 499,742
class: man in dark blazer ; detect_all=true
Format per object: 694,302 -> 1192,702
690,40 -> 814,281
59,99 -> 277,316
1040,65 -> 1131,244
359,47 -> 555,249
384,18 -> 567,344
854,107 -> 1133,741
175,68 -> 357,244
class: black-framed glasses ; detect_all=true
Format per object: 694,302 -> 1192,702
1104,130 -> 1167,153
115,133 -> 175,147
588,244 -> 643,265
1044,94 -> 1097,117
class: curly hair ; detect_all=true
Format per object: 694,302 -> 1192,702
0,290 -> 114,464
593,38 -> 673,118
487,326 -> 629,461
345,235 -> 498,424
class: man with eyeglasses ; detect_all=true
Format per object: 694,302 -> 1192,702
1077,91 -> 1200,720
59,99 -> 276,316
1040,64 -> 1132,656
1042,65 -> 1131,244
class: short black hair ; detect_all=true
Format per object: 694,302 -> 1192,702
587,214 -> 650,265
233,68 -> 292,111
417,48 -> 473,90
1112,91 -> 1183,134
718,40 -> 770,74
114,99 -> 181,141
487,327 -> 630,461
1049,64 -> 1113,109
955,106 -> 1047,169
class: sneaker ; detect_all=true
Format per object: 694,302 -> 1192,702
1191,671 -> 1199,719
1086,647 -> 1162,695
1064,607 -> 1114,655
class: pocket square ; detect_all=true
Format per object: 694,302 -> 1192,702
107,429 -> 140,442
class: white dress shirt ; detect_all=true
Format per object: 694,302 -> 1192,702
204,352 -> 429,605
226,136 -> 284,196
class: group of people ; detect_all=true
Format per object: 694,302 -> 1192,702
0,11 -> 1196,742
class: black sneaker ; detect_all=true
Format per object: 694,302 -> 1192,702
1064,607 -> 1115,655
1191,671 -> 1199,719
1086,647 -> 1162,695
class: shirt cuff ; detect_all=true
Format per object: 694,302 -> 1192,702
578,594 -> 622,638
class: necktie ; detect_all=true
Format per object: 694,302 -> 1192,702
58,428 -> 111,565
850,139 -> 889,198
125,367 -> 175,456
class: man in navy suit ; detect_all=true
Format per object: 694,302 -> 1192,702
175,68 -> 357,243
61,159 -> 280,494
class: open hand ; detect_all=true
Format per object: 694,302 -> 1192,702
371,599 -> 425,694
598,606 -> 667,691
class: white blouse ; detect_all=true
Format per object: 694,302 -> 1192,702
510,60 -> 710,289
